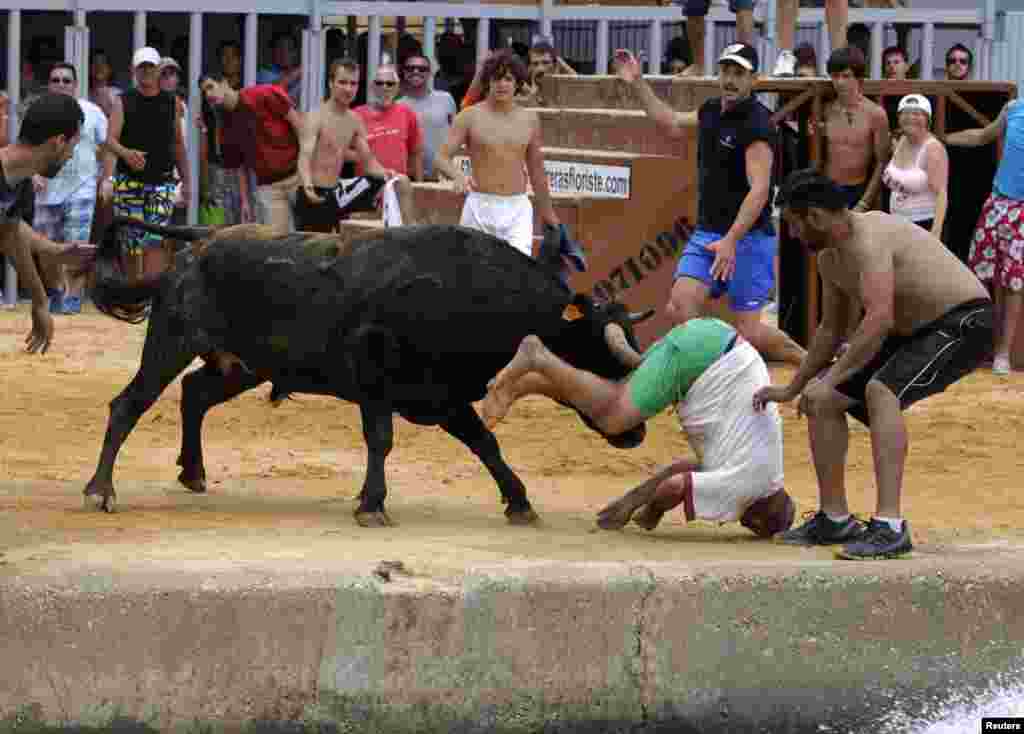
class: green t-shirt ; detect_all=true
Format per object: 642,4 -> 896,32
629,318 -> 737,419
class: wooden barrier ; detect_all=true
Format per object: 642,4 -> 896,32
535,109 -> 689,157
407,151 -> 696,350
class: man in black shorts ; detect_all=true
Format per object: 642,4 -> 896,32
753,169 -> 993,560
293,175 -> 387,232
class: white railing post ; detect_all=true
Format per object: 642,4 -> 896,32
368,14 -> 382,96
187,12 -> 202,225
763,0 -> 777,71
817,20 -> 829,75
5,10 -> 20,308
65,11 -> 89,100
596,19 -> 609,74
476,17 -> 490,63
134,11 -> 146,54
869,21 -> 883,79
704,16 -> 715,75
423,17 -> 437,63
244,13 -> 258,87
648,19 -> 662,74
540,0 -> 553,42
921,21 -> 934,80
983,0 -> 997,81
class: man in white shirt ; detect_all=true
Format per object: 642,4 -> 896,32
398,55 -> 456,181
32,63 -> 112,314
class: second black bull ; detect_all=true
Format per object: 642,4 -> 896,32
84,219 -> 653,526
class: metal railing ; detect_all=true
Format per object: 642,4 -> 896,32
0,0 -> 1003,305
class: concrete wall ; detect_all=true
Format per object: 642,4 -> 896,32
3,558 -> 1024,733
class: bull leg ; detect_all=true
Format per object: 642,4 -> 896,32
178,363 -> 267,492
354,402 -> 394,528
84,325 -> 197,512
440,404 -> 538,526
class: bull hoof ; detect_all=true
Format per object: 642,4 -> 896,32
177,472 -> 207,493
354,510 -> 393,528
82,493 -> 117,513
505,507 -> 540,525
83,482 -> 116,513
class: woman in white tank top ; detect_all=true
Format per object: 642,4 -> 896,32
882,94 -> 949,239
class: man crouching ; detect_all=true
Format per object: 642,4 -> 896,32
482,317 -> 795,536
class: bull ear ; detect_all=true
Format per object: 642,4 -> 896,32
628,308 -> 656,324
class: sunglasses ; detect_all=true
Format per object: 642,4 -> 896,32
947,57 -> 969,65
50,76 -> 75,84
374,80 -> 397,87
404,65 -> 430,73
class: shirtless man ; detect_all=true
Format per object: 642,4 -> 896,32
753,169 -> 993,560
294,59 -> 414,232
821,47 -> 890,212
435,49 -> 559,257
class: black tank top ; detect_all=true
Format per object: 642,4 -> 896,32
117,89 -> 177,184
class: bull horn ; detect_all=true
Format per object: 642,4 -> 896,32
604,323 -> 644,369
628,309 -> 656,324
111,216 -> 214,242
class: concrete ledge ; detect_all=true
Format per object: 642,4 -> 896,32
3,553 -> 1024,732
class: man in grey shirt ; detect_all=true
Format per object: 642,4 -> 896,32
398,55 -> 456,181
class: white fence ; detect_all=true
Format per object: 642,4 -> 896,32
0,0 -> 1008,303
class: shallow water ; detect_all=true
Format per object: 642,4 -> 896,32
884,679 -> 1024,734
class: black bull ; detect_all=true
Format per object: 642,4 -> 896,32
83,219 -> 653,526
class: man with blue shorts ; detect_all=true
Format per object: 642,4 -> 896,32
614,44 -> 806,366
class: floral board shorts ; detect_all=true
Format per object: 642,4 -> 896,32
968,193 -> 1024,293
111,175 -> 177,252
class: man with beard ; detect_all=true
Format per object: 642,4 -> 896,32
753,169 -> 992,559
612,43 -> 806,367
1,93 -> 95,351
398,55 -> 456,181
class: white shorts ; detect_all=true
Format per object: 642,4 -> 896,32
676,340 -> 785,522
459,192 -> 534,256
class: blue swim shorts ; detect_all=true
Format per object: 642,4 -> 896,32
674,227 -> 777,312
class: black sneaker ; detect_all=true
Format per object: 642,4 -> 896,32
775,510 -> 866,546
836,519 -> 913,560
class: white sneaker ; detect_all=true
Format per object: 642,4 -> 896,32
773,49 -> 797,77
993,355 -> 1011,376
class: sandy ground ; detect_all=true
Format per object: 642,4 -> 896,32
1,305 -> 1023,579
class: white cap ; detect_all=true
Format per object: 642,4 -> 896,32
898,94 -> 932,119
132,47 -> 162,68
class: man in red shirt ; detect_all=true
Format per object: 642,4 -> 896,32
353,65 -> 424,181
200,72 -> 303,235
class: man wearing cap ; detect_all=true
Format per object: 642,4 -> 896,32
102,46 -> 191,278
612,44 -> 806,367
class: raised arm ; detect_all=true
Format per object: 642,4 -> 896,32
613,49 -> 696,139
944,101 -> 1010,148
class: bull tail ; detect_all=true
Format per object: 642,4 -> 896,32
82,216 -> 211,324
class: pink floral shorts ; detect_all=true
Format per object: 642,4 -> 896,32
968,193 -> 1024,292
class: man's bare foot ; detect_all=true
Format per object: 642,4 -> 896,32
482,335 -> 546,428
634,474 -> 689,531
